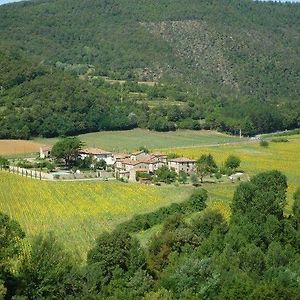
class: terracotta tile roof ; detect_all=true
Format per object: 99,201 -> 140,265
169,157 -> 196,163
139,157 -> 160,164
120,159 -> 142,166
151,152 -> 167,157
114,153 -> 130,160
80,147 -> 112,155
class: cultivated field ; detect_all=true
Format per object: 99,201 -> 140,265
35,129 -> 245,152
0,140 -> 43,156
1,136 -> 298,256
0,173 -> 190,255
164,138 -> 300,212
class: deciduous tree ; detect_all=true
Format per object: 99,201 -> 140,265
196,154 -> 217,183
51,137 -> 84,168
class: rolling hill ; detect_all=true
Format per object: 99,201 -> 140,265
0,0 -> 299,139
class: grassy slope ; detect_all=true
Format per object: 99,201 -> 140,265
35,129 -> 244,152
0,173 -> 190,255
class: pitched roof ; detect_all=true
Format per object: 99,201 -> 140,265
169,157 -> 196,163
114,153 -> 130,159
80,147 -> 112,155
151,152 -> 167,158
138,157 -> 160,164
120,159 -> 142,166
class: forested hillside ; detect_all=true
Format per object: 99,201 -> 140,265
0,0 -> 299,138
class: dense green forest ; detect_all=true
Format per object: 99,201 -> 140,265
0,0 -> 299,138
1,171 -> 300,299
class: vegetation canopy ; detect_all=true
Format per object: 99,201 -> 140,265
51,137 -> 84,167
0,0 -> 299,138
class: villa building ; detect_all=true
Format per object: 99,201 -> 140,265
168,157 -> 196,174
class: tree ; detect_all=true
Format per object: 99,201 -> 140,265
144,288 -> 174,300
186,189 -> 208,211
86,230 -> 146,292
19,233 -> 80,299
178,171 -> 187,184
51,137 -> 84,168
293,188 -> 300,225
190,173 -> 199,186
228,170 -> 288,251
78,155 -> 93,170
94,159 -> 107,170
224,155 -> 241,171
192,210 -> 227,239
0,213 -> 25,299
196,154 -> 218,183
250,170 -> 287,219
238,244 -> 265,275
161,257 -> 219,298
167,153 -> 179,159
232,170 -> 287,219
155,166 -> 177,184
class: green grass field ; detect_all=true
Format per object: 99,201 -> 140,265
35,129 -> 244,152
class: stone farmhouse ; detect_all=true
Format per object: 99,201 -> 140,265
40,145 -> 196,182
114,152 -> 196,182
79,148 -> 114,165
168,157 -> 196,174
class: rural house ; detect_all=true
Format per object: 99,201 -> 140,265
151,152 -> 168,163
114,151 -> 164,182
40,145 -> 52,159
130,150 -> 148,161
168,157 -> 196,174
80,148 -> 114,165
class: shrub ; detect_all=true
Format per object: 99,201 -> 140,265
16,160 -> 34,169
260,140 -> 269,147
155,166 -> 177,184
0,156 -> 9,169
138,146 -> 150,153
116,189 -> 208,233
224,155 -> 241,170
190,173 -> 200,186
215,172 -> 222,180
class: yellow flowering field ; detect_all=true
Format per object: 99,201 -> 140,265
164,138 -> 300,214
0,173 -> 190,255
